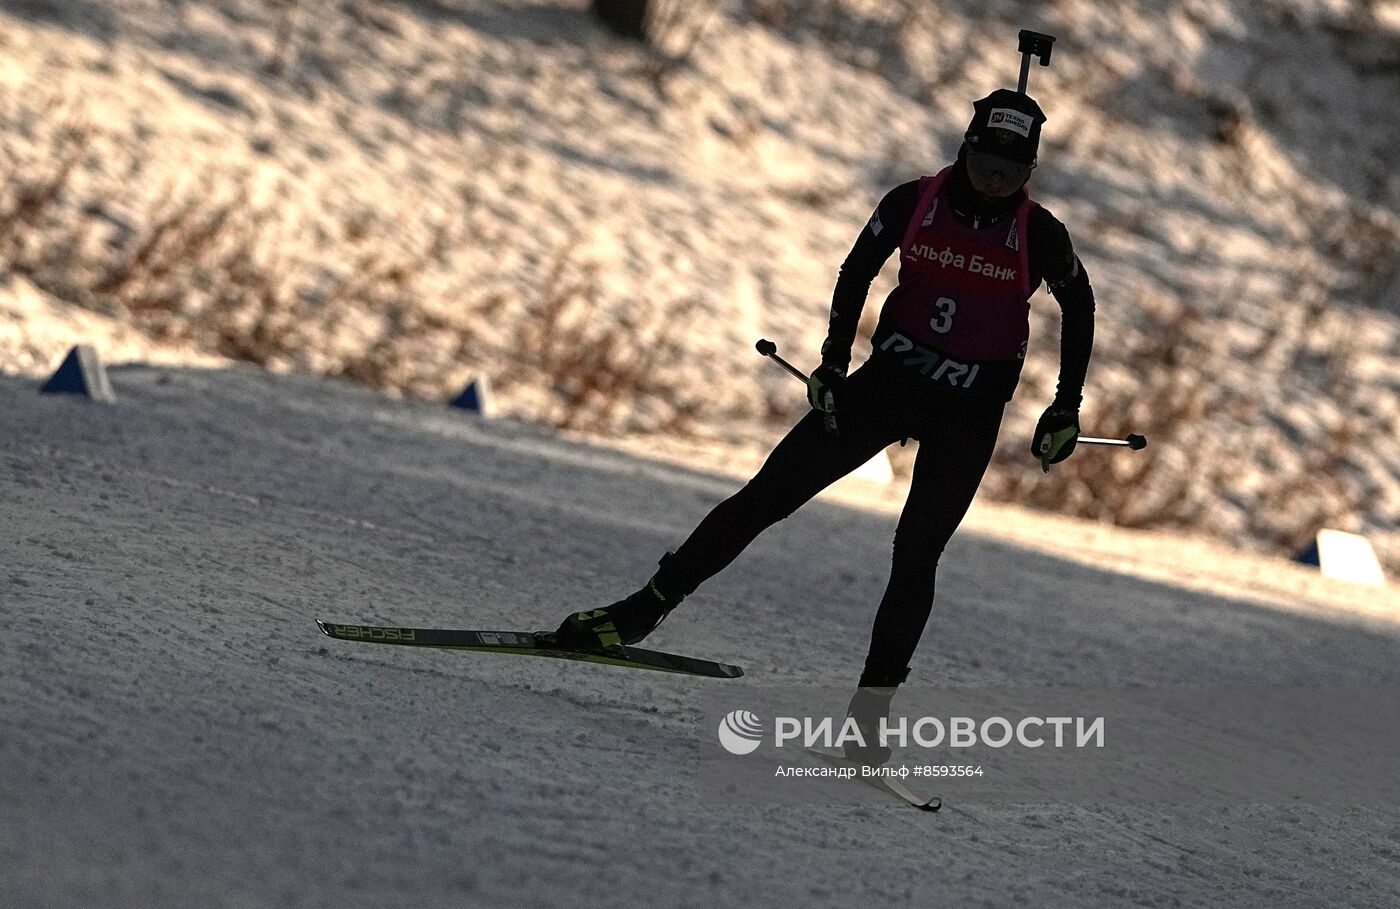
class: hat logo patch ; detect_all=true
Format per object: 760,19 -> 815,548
988,108 -> 1032,138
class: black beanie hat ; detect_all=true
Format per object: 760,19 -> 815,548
964,89 -> 1047,165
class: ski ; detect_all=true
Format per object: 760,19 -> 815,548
807,746 -> 942,812
316,622 -> 744,679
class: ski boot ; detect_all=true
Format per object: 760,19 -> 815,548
552,553 -> 693,650
842,668 -> 909,766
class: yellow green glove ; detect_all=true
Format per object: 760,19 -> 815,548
806,364 -> 846,434
1031,404 -> 1079,472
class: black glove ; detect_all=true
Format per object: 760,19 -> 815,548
806,364 -> 845,434
1031,402 -> 1079,472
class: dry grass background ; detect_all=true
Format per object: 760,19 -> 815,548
1,0 -> 1398,575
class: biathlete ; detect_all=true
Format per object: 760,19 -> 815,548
556,86 -> 1096,762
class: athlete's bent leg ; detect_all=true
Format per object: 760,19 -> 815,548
556,365 -> 907,649
670,411 -> 885,586
671,363 -> 913,587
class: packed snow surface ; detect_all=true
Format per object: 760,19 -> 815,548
4,365 -> 1400,908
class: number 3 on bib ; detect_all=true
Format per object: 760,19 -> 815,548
930,296 -> 957,334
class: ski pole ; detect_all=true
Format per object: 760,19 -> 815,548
1041,432 -> 1146,473
1079,434 -> 1148,450
755,338 -> 838,434
754,338 -> 806,382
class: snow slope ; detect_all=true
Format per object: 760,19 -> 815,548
2,0 -> 1399,572
4,365 -> 1400,908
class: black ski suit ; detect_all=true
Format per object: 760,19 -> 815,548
669,156 -> 1095,685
